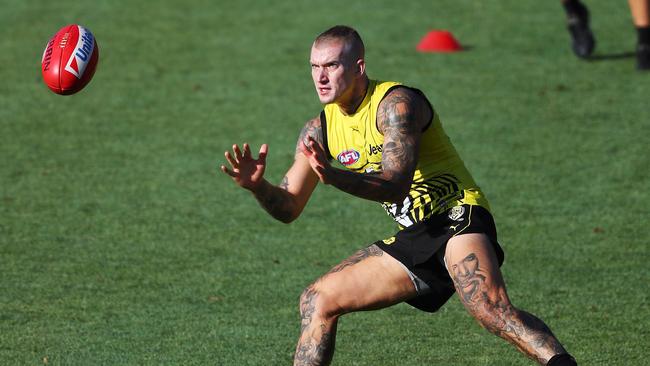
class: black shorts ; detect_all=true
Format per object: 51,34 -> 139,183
374,204 -> 505,313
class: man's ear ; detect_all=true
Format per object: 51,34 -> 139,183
356,58 -> 366,76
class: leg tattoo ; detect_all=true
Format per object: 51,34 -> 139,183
450,253 -> 567,365
294,322 -> 335,366
295,285 -> 337,366
299,286 -> 318,333
294,245 -> 383,365
326,244 -> 383,274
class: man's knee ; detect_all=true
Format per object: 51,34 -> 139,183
298,283 -> 343,324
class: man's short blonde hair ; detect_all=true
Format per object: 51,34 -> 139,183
314,25 -> 365,62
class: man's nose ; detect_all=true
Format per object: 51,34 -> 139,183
318,69 -> 328,83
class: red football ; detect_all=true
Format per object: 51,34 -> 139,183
41,24 -> 99,95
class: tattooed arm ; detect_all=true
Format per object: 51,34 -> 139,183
301,87 -> 431,203
221,118 -> 320,223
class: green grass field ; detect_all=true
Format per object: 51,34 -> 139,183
1,0 -> 648,365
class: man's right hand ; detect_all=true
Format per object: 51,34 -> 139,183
220,143 -> 268,191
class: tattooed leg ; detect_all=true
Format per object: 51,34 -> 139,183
294,285 -> 338,366
446,234 -> 569,365
293,244 -> 416,366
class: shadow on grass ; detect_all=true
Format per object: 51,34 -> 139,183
587,51 -> 635,61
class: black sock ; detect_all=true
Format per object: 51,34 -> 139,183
563,0 -> 586,17
637,26 -> 650,46
547,353 -> 577,366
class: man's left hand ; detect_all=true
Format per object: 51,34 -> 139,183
300,135 -> 332,184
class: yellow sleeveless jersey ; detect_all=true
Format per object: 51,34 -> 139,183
321,80 -> 490,228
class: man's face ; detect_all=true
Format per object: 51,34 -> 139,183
310,39 -> 358,105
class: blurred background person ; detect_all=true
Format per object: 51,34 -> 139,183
561,0 -> 650,70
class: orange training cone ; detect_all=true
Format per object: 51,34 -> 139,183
417,30 -> 462,52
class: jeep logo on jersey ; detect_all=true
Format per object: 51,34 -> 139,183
367,144 -> 382,156
64,26 -> 95,79
337,149 -> 360,166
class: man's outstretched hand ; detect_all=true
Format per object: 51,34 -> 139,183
221,143 -> 268,191
300,136 -> 332,184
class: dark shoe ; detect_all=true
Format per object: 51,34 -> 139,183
547,353 -> 578,366
567,5 -> 595,58
637,43 -> 650,70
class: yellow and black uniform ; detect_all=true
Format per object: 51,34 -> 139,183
320,80 -> 504,312
321,80 -> 490,228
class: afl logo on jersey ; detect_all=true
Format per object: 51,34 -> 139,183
337,149 -> 360,166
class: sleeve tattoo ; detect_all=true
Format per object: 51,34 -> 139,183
253,176 -> 294,223
254,117 -> 322,223
296,116 -> 323,156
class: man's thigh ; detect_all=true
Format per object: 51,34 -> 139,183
312,244 -> 417,313
444,233 -> 509,307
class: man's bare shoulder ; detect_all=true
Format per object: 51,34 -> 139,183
377,86 -> 431,134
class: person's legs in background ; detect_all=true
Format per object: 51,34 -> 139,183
628,0 -> 650,69
561,0 -> 596,58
